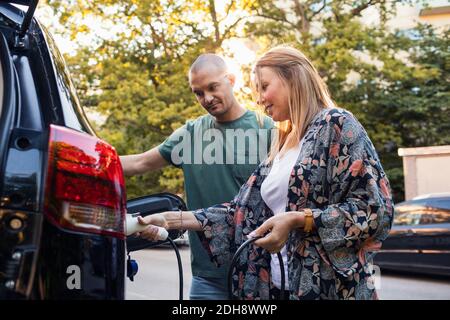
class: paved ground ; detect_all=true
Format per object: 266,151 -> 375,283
126,247 -> 192,300
125,247 -> 450,300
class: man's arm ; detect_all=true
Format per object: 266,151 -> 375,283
120,147 -> 169,176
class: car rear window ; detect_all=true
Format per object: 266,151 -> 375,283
40,24 -> 95,135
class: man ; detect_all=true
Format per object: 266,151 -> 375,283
120,54 -> 273,300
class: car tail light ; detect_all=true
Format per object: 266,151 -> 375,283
44,125 -> 126,239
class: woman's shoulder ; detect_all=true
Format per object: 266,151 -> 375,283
316,107 -> 366,143
319,107 -> 359,127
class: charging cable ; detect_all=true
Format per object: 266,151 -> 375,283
167,237 -> 184,300
126,214 -> 184,300
126,215 -> 287,301
228,235 -> 286,300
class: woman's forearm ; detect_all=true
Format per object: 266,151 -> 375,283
163,211 -> 203,231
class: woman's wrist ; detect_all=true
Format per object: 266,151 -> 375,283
165,210 -> 201,231
290,211 -> 305,229
302,209 -> 314,233
164,211 -> 183,230
290,209 -> 314,232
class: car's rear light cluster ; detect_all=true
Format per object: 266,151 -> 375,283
44,125 -> 126,239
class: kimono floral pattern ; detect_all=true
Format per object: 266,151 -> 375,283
193,108 -> 394,300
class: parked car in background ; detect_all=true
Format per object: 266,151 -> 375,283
375,194 -> 450,276
0,0 -> 185,299
413,193 -> 450,201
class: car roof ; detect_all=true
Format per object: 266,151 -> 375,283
413,193 -> 450,200
396,196 -> 450,211
0,1 -> 34,5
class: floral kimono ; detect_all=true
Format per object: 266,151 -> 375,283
193,107 -> 394,300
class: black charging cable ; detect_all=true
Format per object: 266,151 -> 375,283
227,236 -> 286,300
128,232 -> 286,301
167,237 -> 184,300
127,237 -> 184,300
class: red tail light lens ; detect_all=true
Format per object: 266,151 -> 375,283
44,125 -> 126,239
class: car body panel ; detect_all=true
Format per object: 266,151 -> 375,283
1,2 -> 188,299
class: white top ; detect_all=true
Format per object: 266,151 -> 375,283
260,139 -> 304,289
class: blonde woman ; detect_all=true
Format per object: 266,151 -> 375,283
137,46 -> 394,300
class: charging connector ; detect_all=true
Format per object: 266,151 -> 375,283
125,213 -> 182,299
126,214 -> 168,240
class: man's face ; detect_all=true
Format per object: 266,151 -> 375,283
189,68 -> 235,118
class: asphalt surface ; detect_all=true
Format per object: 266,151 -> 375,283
125,247 -> 450,300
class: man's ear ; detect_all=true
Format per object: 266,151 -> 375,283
225,73 -> 236,87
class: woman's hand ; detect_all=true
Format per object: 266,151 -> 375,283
249,211 -> 304,254
136,213 -> 168,241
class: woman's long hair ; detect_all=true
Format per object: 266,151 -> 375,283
253,46 -> 335,163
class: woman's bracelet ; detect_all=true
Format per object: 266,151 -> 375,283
179,209 -> 184,238
303,208 -> 314,233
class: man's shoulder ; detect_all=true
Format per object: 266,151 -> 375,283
246,109 -> 275,129
182,114 -> 215,130
186,110 -> 273,130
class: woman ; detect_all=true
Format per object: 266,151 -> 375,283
137,46 -> 394,300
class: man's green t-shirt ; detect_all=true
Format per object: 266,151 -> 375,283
158,110 -> 274,279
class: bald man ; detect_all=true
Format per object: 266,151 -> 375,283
120,54 -> 274,300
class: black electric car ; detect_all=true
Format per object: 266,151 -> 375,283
0,0 -> 185,299
375,195 -> 450,276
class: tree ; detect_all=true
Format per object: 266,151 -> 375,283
44,0 -> 260,198
43,0 -> 448,202
243,0 -> 447,201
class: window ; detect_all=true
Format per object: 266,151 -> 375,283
431,209 -> 450,224
419,212 -> 435,225
394,210 -> 422,226
40,24 -> 94,134
394,207 -> 450,226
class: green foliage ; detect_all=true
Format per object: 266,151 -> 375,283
45,0 -> 258,199
243,1 -> 448,202
43,0 -> 448,203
